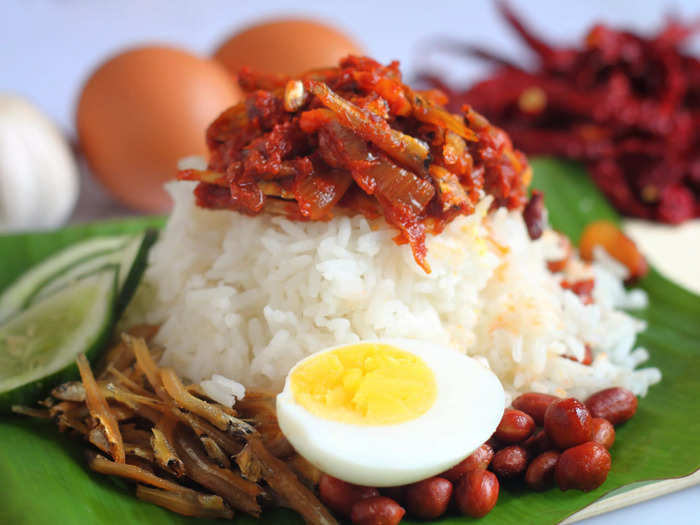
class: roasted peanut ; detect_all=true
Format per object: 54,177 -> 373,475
454,469 -> 499,518
546,234 -> 573,273
490,445 -> 528,479
319,474 -> 379,516
544,398 -> 592,449
579,220 -> 648,280
380,486 -> 404,504
486,436 -> 504,452
590,417 -> 616,449
495,409 -> 535,443
523,190 -> 545,240
556,441 -> 611,492
350,496 -> 405,525
440,443 -> 494,482
523,428 -> 553,456
512,392 -> 560,426
585,387 -> 637,425
525,451 -> 560,490
403,477 -> 452,519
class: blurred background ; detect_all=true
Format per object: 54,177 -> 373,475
4,1 -> 698,130
1,0 -> 698,222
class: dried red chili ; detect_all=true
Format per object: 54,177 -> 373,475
179,56 -> 530,272
420,2 -> 700,224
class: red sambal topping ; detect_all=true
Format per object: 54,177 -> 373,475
179,56 -> 530,272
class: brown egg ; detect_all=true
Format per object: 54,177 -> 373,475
213,18 -> 364,77
77,45 -> 241,212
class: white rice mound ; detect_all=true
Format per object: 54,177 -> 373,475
124,181 -> 661,401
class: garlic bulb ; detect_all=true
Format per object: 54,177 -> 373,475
0,94 -> 79,232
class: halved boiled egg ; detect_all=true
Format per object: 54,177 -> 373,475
276,339 -> 505,487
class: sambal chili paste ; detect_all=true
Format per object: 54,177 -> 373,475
179,56 -> 530,272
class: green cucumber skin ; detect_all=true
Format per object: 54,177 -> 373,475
22,246 -> 125,310
0,227 -> 158,413
27,228 -> 158,316
0,235 -> 129,324
0,236 -> 129,323
0,275 -> 118,414
115,228 -> 158,317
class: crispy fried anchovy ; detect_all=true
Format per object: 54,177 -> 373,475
171,407 -> 244,458
122,334 -> 170,401
77,354 -> 125,463
87,451 -> 190,493
160,368 -> 256,437
11,405 -> 51,418
172,427 -> 262,516
51,381 -> 86,402
200,435 -> 232,469
306,80 -> 431,176
238,437 -> 339,525
430,165 -> 470,212
409,90 -> 477,142
152,425 -> 185,477
136,485 -> 234,519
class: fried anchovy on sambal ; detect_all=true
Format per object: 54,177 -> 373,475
178,56 -> 530,272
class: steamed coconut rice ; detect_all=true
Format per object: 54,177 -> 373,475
124,181 -> 661,401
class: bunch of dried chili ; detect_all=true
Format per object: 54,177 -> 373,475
419,2 -> 700,223
178,55 -> 530,272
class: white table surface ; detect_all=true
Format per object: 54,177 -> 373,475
2,1 -> 699,523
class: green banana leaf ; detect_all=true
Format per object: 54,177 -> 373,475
0,158 -> 698,525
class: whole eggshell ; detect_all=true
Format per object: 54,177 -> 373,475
76,45 -> 241,212
213,18 -> 364,76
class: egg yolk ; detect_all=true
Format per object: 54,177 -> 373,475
290,343 -> 437,425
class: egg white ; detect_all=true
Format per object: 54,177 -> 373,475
276,338 -> 505,487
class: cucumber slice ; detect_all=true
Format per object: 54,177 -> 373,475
30,229 -> 157,316
0,235 -> 130,323
0,267 -> 118,411
115,228 -> 158,316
